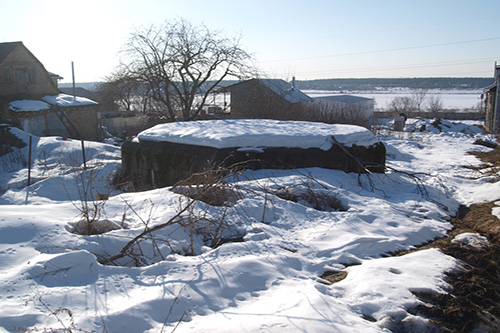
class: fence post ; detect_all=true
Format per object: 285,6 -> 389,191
81,140 -> 87,170
27,136 -> 32,186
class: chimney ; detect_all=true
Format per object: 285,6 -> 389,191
292,76 -> 296,88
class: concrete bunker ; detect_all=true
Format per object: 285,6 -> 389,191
120,119 -> 386,191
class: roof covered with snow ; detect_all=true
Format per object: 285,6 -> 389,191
314,94 -> 374,104
137,119 -> 378,149
258,79 -> 313,104
226,79 -> 313,104
9,94 -> 98,112
9,100 -> 50,112
42,93 -> 98,107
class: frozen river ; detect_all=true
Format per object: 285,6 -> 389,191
305,89 -> 483,111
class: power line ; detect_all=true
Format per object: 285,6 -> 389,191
293,57 -> 500,77
261,37 -> 500,63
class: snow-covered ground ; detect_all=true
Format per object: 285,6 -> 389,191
0,118 -> 499,332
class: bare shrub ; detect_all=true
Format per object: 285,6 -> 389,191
101,165 -> 246,266
427,95 -> 444,113
412,88 -> 428,112
388,96 -> 417,113
171,167 -> 242,207
0,147 -> 27,174
304,100 -> 370,128
63,152 -> 116,236
270,179 -> 347,212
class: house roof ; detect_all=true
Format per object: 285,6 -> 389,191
0,41 -> 22,63
258,79 -> 313,104
0,41 -> 61,97
49,72 -> 64,81
314,94 -> 373,104
59,87 -> 92,98
225,79 -> 313,104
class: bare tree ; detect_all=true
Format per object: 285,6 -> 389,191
118,19 -> 254,120
97,69 -> 143,112
412,88 -> 428,112
427,95 -> 444,113
388,96 -> 416,113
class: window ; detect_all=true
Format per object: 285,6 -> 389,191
28,67 -> 36,83
4,67 -> 13,83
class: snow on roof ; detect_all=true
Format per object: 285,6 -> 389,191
226,79 -> 313,104
9,99 -> 50,112
314,94 -> 374,104
137,119 -> 379,149
42,93 -> 98,107
258,79 -> 313,104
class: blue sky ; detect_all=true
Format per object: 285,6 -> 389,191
1,0 -> 499,82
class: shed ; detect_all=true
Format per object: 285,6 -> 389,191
311,94 -> 375,120
223,78 -> 313,119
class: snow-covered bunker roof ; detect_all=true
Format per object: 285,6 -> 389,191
137,119 -> 379,150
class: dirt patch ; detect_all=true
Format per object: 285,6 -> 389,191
406,144 -> 500,332
408,202 -> 500,332
470,145 -> 500,168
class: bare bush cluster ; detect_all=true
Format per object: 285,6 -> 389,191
100,166 -> 246,266
303,100 -> 371,128
274,183 -> 346,211
387,88 -> 446,113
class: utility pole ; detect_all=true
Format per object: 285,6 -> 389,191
71,61 -> 76,98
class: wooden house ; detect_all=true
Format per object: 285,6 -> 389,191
0,42 -> 100,139
484,62 -> 500,133
223,78 -> 313,119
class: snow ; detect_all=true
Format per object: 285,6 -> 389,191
493,201 -> 500,219
138,119 -> 379,149
9,100 -> 50,112
8,94 -> 98,113
42,93 -> 98,107
452,233 -> 491,250
0,117 -> 499,332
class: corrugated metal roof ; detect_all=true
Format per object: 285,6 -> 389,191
258,79 -> 313,104
314,94 -> 373,104
224,79 -> 313,104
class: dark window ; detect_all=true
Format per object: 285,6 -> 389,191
4,67 -> 13,83
28,67 -> 36,83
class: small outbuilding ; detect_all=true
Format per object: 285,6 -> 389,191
223,78 -> 313,119
312,95 -> 374,119
0,41 -> 100,139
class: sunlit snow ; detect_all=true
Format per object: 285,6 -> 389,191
0,117 -> 498,332
138,119 -> 379,149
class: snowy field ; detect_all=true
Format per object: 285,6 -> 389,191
305,89 -> 483,111
0,118 -> 499,332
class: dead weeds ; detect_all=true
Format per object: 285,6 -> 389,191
409,202 -> 500,332
407,144 -> 500,332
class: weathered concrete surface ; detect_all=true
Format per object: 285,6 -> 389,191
120,139 -> 386,191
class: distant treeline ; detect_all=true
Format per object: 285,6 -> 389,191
64,77 -> 494,93
293,77 -> 493,91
